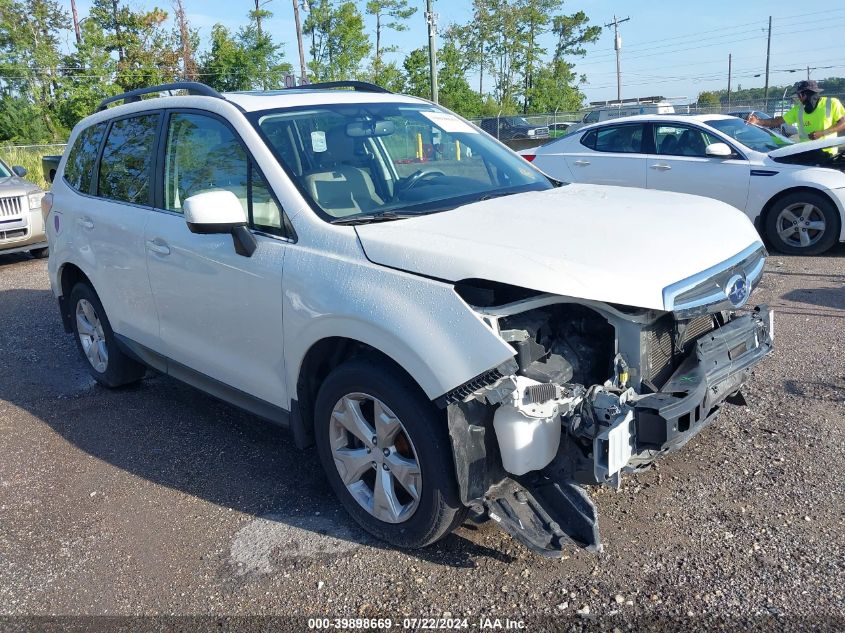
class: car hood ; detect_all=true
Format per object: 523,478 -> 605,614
0,176 -> 39,194
768,135 -> 845,158
355,184 -> 763,311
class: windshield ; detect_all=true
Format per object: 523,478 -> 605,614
0,160 -> 11,178
704,118 -> 793,152
252,103 -> 552,222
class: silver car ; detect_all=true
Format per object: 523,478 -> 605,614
0,158 -> 47,258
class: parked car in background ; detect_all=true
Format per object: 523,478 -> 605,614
727,109 -> 797,138
46,82 -> 772,558
566,99 -> 676,135
0,157 -> 48,258
522,113 -> 845,255
479,116 -> 550,141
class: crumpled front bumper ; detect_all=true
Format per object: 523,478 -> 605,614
631,305 -> 773,458
484,306 -> 773,558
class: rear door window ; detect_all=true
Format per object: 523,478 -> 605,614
64,122 -> 107,194
98,114 -> 160,205
592,124 -> 645,153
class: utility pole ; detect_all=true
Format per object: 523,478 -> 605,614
764,15 -> 771,111
71,0 -> 81,45
604,15 -> 630,102
727,54 -> 732,110
807,65 -> 810,80
425,0 -> 438,103
292,0 -> 308,85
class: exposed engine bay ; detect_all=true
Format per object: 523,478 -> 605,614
443,290 -> 774,557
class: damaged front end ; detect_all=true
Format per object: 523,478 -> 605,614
441,268 -> 773,557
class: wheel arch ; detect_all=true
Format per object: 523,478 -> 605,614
57,262 -> 94,333
758,185 -> 843,242
290,335 -> 435,449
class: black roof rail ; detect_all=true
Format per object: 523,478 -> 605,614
285,80 -> 391,94
97,82 -> 225,112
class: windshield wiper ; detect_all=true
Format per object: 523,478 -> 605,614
474,190 -> 521,202
329,211 -> 419,225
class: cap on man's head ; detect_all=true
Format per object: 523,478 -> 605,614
791,80 -> 824,95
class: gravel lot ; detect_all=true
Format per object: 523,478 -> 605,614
0,248 -> 843,631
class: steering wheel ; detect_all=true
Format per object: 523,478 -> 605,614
398,169 -> 446,191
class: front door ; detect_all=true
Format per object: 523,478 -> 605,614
144,111 -> 292,408
646,123 -> 751,211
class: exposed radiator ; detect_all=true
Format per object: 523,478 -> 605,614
644,315 -> 716,388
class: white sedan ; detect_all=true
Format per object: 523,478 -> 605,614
523,114 -> 845,254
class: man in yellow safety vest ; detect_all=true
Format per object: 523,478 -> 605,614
748,80 -> 845,151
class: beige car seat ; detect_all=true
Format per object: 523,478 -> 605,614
303,126 -> 384,217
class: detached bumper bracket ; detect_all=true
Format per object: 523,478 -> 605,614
485,477 -> 601,557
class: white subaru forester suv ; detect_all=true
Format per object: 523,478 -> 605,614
45,82 -> 773,557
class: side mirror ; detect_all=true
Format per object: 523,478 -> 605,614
12,165 -> 27,177
184,190 -> 257,257
705,142 -> 733,158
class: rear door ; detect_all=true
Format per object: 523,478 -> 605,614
77,113 -> 162,349
144,110 -> 292,408
563,123 -> 648,187
646,123 -> 751,210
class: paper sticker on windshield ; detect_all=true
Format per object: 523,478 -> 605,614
311,130 -> 327,153
420,111 -> 478,134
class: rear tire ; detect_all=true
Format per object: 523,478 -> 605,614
765,191 -> 840,255
314,355 -> 467,549
69,282 -> 145,388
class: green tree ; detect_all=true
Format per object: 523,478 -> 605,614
0,0 -> 68,139
697,90 -> 720,107
239,1 -> 290,89
402,47 -> 429,99
366,0 -> 415,86
516,0 -> 560,112
199,24 -> 253,91
55,18 -> 121,129
304,0 -> 371,81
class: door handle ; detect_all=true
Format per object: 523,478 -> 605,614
573,160 -> 591,166
650,164 -> 671,171
77,217 -> 94,230
146,239 -> 171,256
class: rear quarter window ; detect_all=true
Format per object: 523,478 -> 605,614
64,122 -> 107,194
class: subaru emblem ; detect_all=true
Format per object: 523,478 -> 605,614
725,274 -> 749,308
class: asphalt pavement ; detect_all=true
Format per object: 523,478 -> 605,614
0,248 -> 843,632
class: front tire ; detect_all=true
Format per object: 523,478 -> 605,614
69,282 -> 145,388
314,356 -> 466,549
29,247 -> 49,259
765,191 -> 840,255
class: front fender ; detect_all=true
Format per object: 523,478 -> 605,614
282,242 -> 515,403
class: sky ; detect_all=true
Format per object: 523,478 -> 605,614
58,0 -> 845,104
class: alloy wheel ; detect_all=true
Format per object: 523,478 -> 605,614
75,298 -> 109,373
329,393 -> 422,524
775,202 -> 827,248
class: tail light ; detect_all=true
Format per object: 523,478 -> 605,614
522,154 -> 536,162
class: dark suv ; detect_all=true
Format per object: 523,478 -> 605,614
480,116 -> 550,141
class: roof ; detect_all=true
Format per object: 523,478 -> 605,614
577,112 -> 739,131
222,89 -> 427,112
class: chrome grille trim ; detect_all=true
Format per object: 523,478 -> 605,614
663,242 -> 766,318
0,195 -> 23,218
